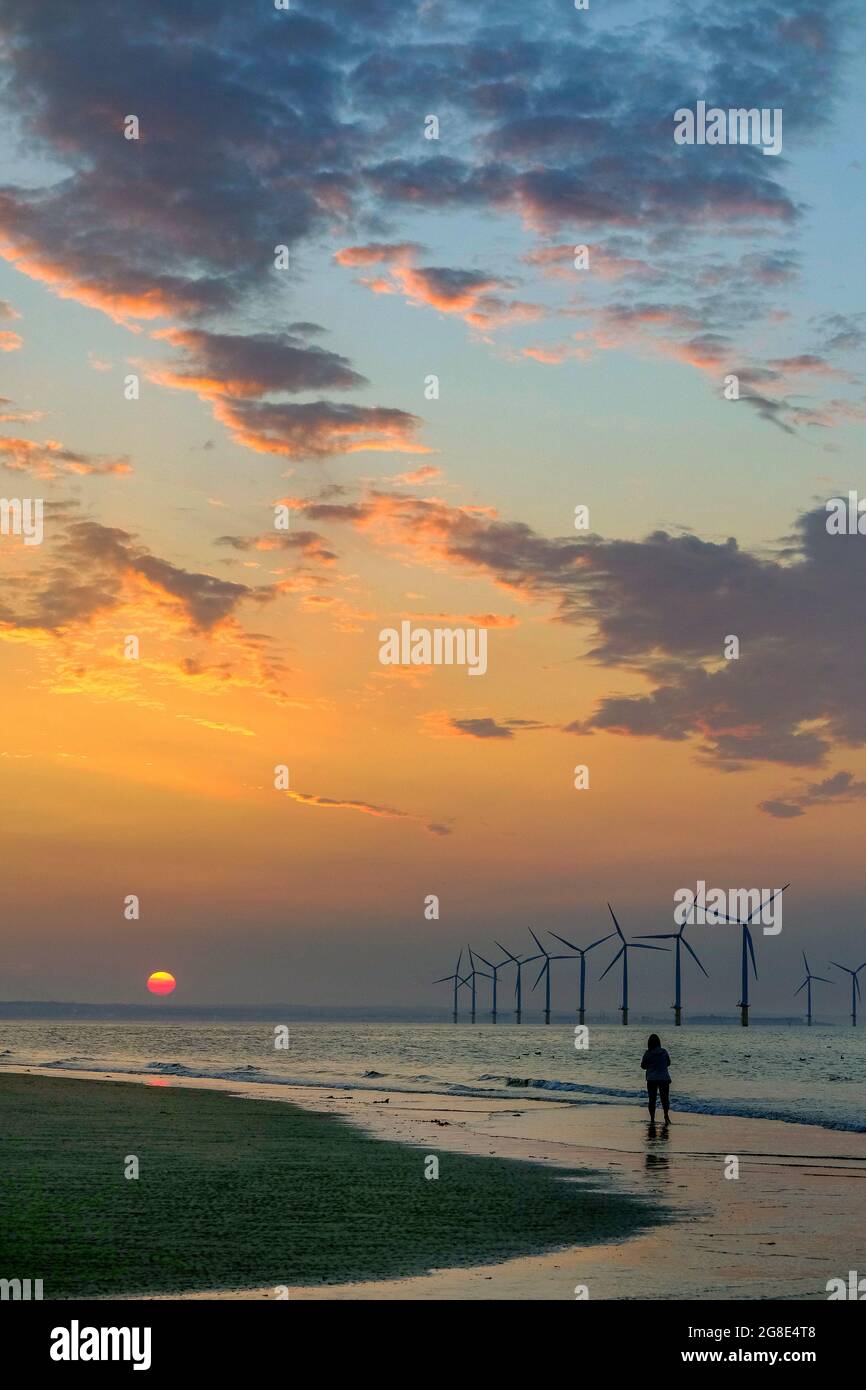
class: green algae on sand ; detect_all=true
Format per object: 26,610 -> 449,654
0,1073 -> 665,1297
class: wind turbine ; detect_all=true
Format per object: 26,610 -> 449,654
830,959 -> 866,1027
636,921 -> 708,1026
466,947 -> 492,1024
599,905 -> 669,1026
433,948 -> 470,1023
704,886 -> 788,1027
527,928 -> 568,1025
794,952 -> 830,1026
468,947 -> 510,1023
494,940 -> 536,1024
547,928 -> 616,1024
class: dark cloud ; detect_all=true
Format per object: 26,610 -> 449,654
0,519 -> 268,633
334,243 -> 538,328
0,0 -> 858,451
0,436 -> 132,479
445,715 -> 547,739
213,398 -> 428,461
739,252 -> 799,286
217,530 -> 338,564
813,313 -> 866,355
759,800 -> 805,819
151,328 -> 367,398
0,1 -> 371,319
759,770 -> 866,819
283,787 -> 451,837
297,488 -> 866,773
566,507 -> 866,768
450,718 -> 515,740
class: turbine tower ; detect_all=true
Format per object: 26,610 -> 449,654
599,905 -> 668,1026
466,947 -> 492,1024
794,951 -> 829,1026
704,886 -> 788,1027
494,940 -> 536,1024
636,921 -> 708,1026
433,948 -> 470,1023
547,928 -> 616,1024
830,959 -> 866,1027
526,928 -> 560,1025
468,948 -> 510,1023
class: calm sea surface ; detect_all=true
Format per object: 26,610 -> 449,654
2,1020 -> 864,1133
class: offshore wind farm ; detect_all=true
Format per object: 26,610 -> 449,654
435,893 -> 866,1027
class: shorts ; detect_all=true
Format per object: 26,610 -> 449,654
647,1080 -> 670,1109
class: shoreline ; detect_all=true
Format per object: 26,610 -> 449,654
5,1065 -> 866,1300
2,1054 -> 863,1137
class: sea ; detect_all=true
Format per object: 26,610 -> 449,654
1,1019 -> 864,1135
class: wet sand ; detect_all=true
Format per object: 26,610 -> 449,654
6,1065 -> 865,1300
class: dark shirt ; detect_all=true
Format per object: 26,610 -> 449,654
641,1046 -> 671,1082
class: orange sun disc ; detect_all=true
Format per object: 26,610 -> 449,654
146,970 -> 176,996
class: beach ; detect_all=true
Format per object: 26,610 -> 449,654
3,1064 -> 865,1301
0,1069 -> 657,1300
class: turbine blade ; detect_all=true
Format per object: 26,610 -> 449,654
681,938 -> 709,977
636,932 -> 676,940
746,927 -> 758,978
813,976 -> 831,984
607,904 -> 625,940
749,885 -> 788,923
632,943 -> 670,952
494,941 -> 518,963
527,927 -> 547,955
473,952 -> 494,969
532,963 -> 547,991
585,931 -> 617,952
794,980 -> 806,996
802,950 -> 809,972
599,946 -> 624,980
548,931 -> 580,952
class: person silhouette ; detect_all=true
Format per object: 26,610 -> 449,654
641,1033 -> 671,1124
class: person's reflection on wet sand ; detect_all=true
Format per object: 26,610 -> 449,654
645,1119 -> 670,1177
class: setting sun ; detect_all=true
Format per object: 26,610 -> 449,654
146,971 -> 176,996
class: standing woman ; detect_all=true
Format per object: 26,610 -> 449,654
641,1033 -> 672,1124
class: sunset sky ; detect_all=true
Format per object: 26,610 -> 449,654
1,0 -> 865,1014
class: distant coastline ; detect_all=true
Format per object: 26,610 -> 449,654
0,1001 -> 827,1024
